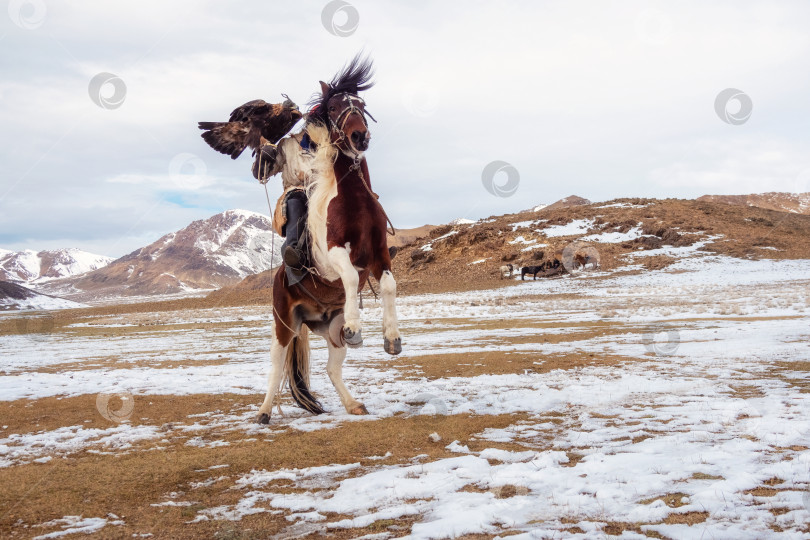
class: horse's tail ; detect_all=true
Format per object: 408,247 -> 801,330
284,326 -> 325,414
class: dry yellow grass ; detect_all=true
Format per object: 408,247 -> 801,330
0,412 -> 527,538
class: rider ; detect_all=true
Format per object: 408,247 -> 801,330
253,113 -> 320,279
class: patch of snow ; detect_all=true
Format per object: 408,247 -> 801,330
33,515 -> 124,539
581,226 -> 646,243
508,236 -> 535,245
595,202 -> 651,209
510,220 -> 537,231
521,244 -> 547,252
420,231 -> 457,252
541,219 -> 594,237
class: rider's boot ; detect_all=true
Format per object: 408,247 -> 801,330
282,191 -> 308,281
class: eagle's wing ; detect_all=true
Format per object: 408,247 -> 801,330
198,100 -> 270,160
228,99 -> 272,123
197,121 -> 251,160
199,99 -> 302,160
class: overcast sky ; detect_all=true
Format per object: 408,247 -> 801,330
2,1 -> 809,257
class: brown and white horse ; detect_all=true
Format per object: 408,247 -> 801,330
256,56 -> 401,423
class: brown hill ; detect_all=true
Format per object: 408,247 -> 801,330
388,225 -> 439,248
697,192 -> 810,215
542,195 -> 592,211
389,197 -> 810,295
208,197 -> 810,301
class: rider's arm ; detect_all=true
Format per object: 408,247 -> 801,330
252,143 -> 285,182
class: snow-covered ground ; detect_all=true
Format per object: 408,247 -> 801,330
0,290 -> 85,311
1,251 -> 810,537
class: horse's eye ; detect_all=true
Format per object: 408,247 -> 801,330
329,107 -> 336,111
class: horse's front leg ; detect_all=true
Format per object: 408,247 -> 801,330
327,246 -> 363,347
380,269 -> 402,355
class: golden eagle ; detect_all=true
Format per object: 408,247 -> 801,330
198,97 -> 303,160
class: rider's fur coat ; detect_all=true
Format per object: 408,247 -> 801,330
270,129 -> 319,235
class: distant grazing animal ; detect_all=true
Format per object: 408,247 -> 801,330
521,264 -> 544,280
570,248 -> 600,271
500,264 -> 514,279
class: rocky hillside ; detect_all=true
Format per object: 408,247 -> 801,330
388,225 -> 440,248
697,192 -> 810,215
0,248 -> 112,283
40,210 -> 281,299
542,195 -> 592,211
389,196 -> 810,294
209,195 -> 810,300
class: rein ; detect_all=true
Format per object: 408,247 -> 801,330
332,156 -> 396,236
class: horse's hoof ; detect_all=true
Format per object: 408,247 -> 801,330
350,404 -> 369,415
256,413 -> 270,425
384,337 -> 402,356
343,327 -> 363,348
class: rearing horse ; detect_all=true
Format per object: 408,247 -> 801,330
256,56 -> 401,423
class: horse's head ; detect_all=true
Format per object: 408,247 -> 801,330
309,54 -> 375,158
322,87 -> 371,155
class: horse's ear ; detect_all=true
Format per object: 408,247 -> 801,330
319,80 -> 331,97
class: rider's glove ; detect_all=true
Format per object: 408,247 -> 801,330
253,144 -> 278,183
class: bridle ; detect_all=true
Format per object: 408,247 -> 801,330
326,92 -> 377,155
320,92 -> 395,237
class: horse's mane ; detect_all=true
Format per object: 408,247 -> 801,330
308,53 -> 375,123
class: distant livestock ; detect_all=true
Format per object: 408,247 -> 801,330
521,264 -> 545,280
574,252 -> 601,271
512,244 -> 600,281
499,264 -> 514,279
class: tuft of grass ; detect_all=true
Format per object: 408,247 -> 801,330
639,492 -> 690,508
691,472 -> 723,481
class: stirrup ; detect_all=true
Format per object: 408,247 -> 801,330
283,245 -> 304,269
285,264 -> 307,286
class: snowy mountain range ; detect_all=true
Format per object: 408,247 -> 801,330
38,209 -> 282,299
0,248 -> 113,284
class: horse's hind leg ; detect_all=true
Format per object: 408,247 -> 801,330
256,338 -> 288,424
326,341 -> 367,415
379,270 -> 402,355
327,246 -> 363,347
